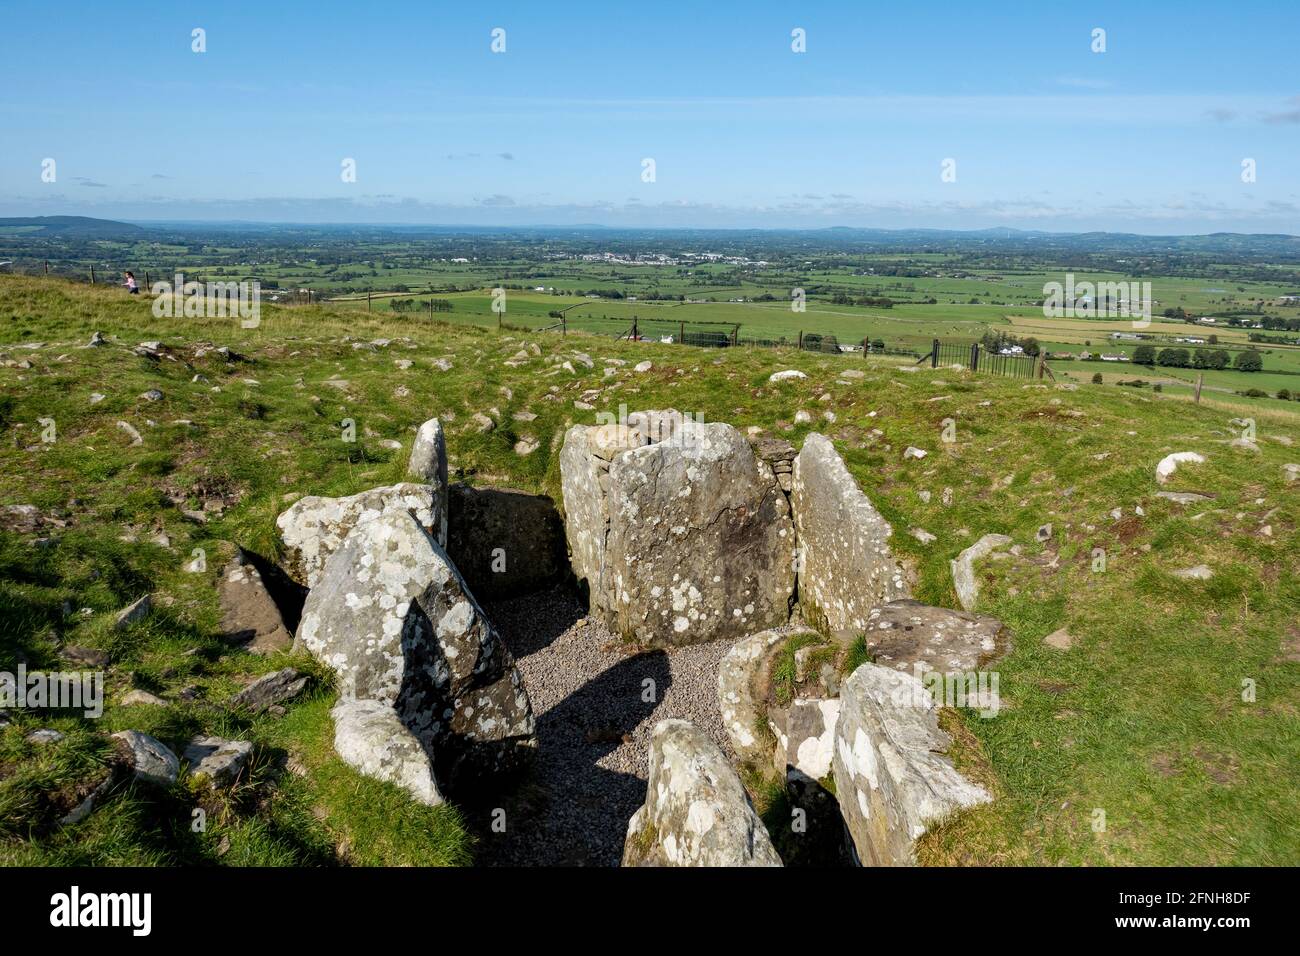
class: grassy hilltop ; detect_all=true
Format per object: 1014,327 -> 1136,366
1,275 -> 1297,866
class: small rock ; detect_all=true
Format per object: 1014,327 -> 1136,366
909,528 -> 936,545
27,729 -> 65,745
472,412 -> 495,433
1172,565 -> 1214,580
768,369 -> 806,382
1043,628 -> 1073,651
1036,523 -> 1053,543
116,421 -> 144,446
1156,451 -> 1205,485
140,389 -> 164,402
904,446 -> 928,460
112,730 -> 179,787
184,736 -> 254,788
112,594 -> 152,631
230,668 -> 308,713
121,689 -> 168,707
61,645 -> 109,668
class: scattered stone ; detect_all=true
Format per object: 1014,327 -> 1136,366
472,412 -> 495,432
623,719 -> 781,867
768,369 -> 807,382
1155,491 -> 1213,504
111,730 -> 179,787
218,550 -> 293,654
903,446 -> 927,460
89,392 -> 105,404
112,594 -> 152,631
1172,565 -> 1214,580
140,388 -> 164,402
514,436 -> 539,456
633,360 -> 653,373
230,668 -> 308,713
793,409 -> 812,424
909,528 -> 936,545
833,664 -> 990,866
116,421 -> 144,446
1156,451 -> 1206,485
332,699 -> 443,806
121,690 -> 168,707
1283,464 -> 1299,485
1043,627 -> 1074,651
61,646 -> 109,668
1230,438 -> 1260,453
184,736 -> 253,787
792,434 -> 909,634
1036,523 -> 1053,543
862,600 -> 1008,677
26,729 -> 64,745
950,534 -> 1012,611
87,331 -> 107,347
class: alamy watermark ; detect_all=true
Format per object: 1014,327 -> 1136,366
593,403 -> 707,451
1,664 -> 103,718
892,663 -> 1001,718
151,272 -> 261,328
1043,273 -> 1151,328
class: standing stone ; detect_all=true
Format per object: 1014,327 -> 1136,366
407,418 -> 449,546
218,550 -> 293,654
446,485 -> 566,599
791,434 -> 909,636
832,664 -> 991,866
561,413 -> 795,646
332,699 -> 443,806
296,510 -> 534,789
623,719 -> 782,867
718,627 -> 815,766
276,482 -> 444,588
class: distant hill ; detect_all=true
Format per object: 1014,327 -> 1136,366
0,216 -> 147,238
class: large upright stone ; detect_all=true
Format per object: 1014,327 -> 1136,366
407,418 -> 449,546
276,482 -> 443,588
561,412 -> 795,646
791,434 -> 909,636
832,663 -> 991,866
623,719 -> 782,867
217,549 -> 293,654
446,485 -> 566,599
296,510 -> 534,789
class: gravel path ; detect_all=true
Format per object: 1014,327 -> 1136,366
474,586 -> 737,866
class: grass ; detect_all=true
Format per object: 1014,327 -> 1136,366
1,274 -> 1298,866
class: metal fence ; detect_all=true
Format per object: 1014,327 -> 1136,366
922,339 -> 1049,380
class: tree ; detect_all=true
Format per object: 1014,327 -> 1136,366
1157,348 -> 1190,367
1133,344 -> 1156,366
1091,372 -> 1103,384
1234,350 -> 1263,372
1209,350 -> 1231,370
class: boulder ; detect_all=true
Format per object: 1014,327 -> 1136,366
950,534 -> 1012,611
406,418 -> 449,545
183,736 -> 253,787
791,434 -> 909,635
1156,451 -> 1205,485
446,485 -> 566,599
276,482 -> 444,588
623,719 -> 782,867
561,413 -> 795,646
773,697 -> 840,783
331,699 -> 443,806
832,664 -> 990,866
230,667 -> 308,713
111,730 -> 179,788
217,550 -> 293,654
296,510 -> 534,788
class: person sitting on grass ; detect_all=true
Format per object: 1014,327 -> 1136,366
123,271 -> 139,294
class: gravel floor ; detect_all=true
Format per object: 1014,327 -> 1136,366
474,586 -> 738,866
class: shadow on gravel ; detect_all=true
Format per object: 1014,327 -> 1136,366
480,584 -> 585,658
468,648 -> 673,866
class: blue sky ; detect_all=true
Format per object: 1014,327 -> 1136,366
2,0 -> 1298,232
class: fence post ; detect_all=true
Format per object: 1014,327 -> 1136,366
632,316 -> 638,341
798,330 -> 804,351
862,336 -> 868,359
562,313 -> 567,336
970,342 -> 979,371
1036,353 -> 1046,379
367,291 -> 371,313
90,266 -> 95,285
1194,372 -> 1204,404
931,338 -> 939,368
145,271 -> 150,290
679,320 -> 684,344
731,326 -> 738,347
44,261 -> 49,275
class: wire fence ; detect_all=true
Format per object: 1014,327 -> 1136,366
923,339 -> 1049,380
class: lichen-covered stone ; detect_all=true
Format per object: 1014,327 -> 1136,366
561,413 -> 795,646
717,628 -> 814,765
276,482 -> 443,588
183,736 -> 253,788
111,730 -> 179,788
950,534 -> 1012,611
623,719 -> 782,867
832,664 -> 990,866
861,599 -> 1008,674
332,698 -> 443,806
407,418 -> 448,545
296,510 -> 534,789
774,697 -> 840,783
791,433 -> 909,635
